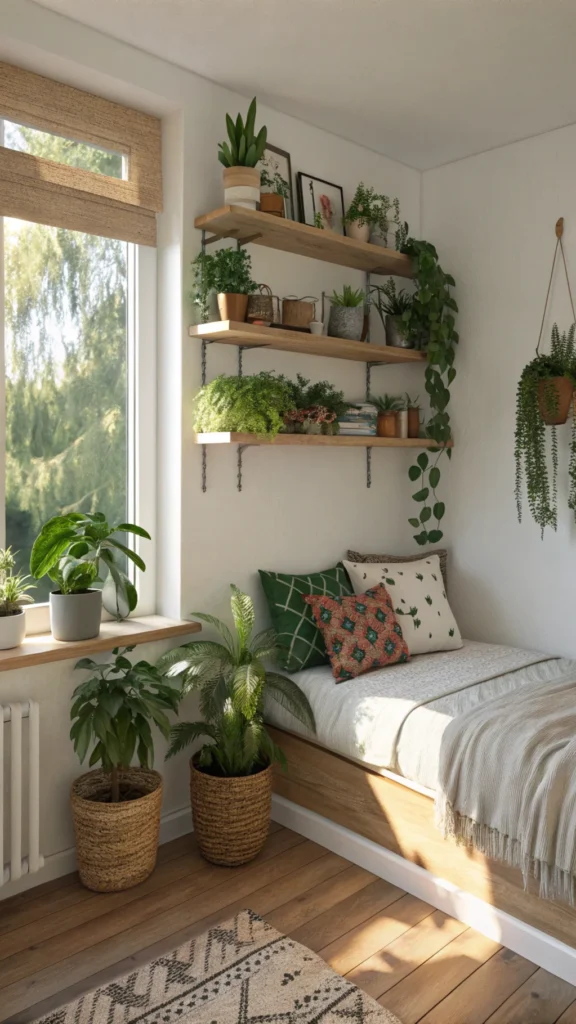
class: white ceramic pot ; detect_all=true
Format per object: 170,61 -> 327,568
309,321 -> 324,335
223,166 -> 261,209
346,220 -> 370,243
0,609 -> 26,650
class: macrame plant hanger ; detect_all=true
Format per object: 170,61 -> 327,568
536,217 -> 576,356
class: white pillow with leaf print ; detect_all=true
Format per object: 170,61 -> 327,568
343,554 -> 463,657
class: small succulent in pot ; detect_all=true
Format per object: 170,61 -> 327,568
371,394 -> 403,438
30,512 -> 150,641
328,285 -> 366,342
0,547 -> 35,649
192,248 -> 257,323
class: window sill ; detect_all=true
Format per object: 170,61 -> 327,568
0,616 -> 200,673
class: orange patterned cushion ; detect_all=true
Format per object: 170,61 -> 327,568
303,584 -> 409,683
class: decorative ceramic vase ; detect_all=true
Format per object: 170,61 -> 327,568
71,768 -> 162,892
408,407 -> 420,438
538,377 -> 574,425
0,609 -> 26,650
260,193 -> 284,217
50,589 -> 102,642
223,166 -> 260,209
189,758 -> 272,866
385,314 -> 412,349
217,293 -> 249,322
346,220 -> 370,243
377,412 -> 398,438
328,305 -> 364,342
397,409 -> 409,439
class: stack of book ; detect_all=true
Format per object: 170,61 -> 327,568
338,403 -> 377,436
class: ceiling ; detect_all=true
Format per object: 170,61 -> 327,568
30,0 -> 576,170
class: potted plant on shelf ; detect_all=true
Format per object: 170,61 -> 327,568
30,512 -> 150,642
192,247 -> 257,323
343,183 -> 391,244
194,371 -> 294,439
515,323 -> 576,534
159,585 -> 315,866
70,646 -> 179,891
0,548 -> 35,650
406,393 -> 421,438
283,374 -> 348,435
328,285 -> 365,341
218,97 -> 267,209
372,280 -> 414,348
259,162 -> 291,217
371,394 -> 403,438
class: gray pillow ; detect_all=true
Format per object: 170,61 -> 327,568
346,548 -> 448,590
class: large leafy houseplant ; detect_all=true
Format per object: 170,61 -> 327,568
194,372 -> 294,438
192,248 -> 257,323
30,512 -> 150,618
69,646 -> 179,892
160,585 -> 315,774
515,323 -> 576,533
399,235 -> 458,546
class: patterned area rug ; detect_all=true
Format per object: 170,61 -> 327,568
34,909 -> 402,1023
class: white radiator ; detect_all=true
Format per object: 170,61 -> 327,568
1,701 -> 44,886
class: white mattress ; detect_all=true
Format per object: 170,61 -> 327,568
264,640 -> 576,792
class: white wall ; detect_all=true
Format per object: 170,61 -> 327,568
0,0 -> 424,895
422,125 -> 576,656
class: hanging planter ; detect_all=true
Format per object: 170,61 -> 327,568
537,376 -> 574,425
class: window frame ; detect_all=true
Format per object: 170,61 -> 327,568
0,130 -> 157,632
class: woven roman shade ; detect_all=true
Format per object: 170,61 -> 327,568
0,62 -> 162,246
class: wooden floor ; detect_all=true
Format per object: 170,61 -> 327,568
2,826 -> 576,1023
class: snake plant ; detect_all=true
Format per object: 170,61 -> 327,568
218,97 -> 267,168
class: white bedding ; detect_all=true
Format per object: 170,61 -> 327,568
264,640 -> 576,791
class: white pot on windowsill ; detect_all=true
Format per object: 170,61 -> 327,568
0,608 -> 26,650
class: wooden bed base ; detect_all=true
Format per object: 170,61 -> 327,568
269,726 -> 576,951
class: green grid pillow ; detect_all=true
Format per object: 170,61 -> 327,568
258,563 -> 353,672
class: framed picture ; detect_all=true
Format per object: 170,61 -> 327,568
257,144 -> 294,220
296,173 -> 346,234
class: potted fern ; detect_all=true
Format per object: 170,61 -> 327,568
159,585 -> 315,866
0,548 -> 35,649
70,646 -> 180,891
194,372 -> 294,438
328,285 -> 366,341
515,323 -> 576,533
219,97 -> 267,209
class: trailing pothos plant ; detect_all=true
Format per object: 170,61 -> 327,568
401,236 -> 458,545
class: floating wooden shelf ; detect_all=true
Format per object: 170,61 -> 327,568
194,206 -> 413,278
190,321 -> 426,365
196,432 -> 451,449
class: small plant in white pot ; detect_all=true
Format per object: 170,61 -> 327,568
159,585 -> 315,867
30,512 -> 150,642
343,183 -> 390,244
0,548 -> 35,649
218,97 -> 268,209
70,646 -> 180,891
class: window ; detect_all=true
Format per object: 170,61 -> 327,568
0,119 -> 157,629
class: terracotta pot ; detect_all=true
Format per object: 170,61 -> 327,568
377,411 -> 398,438
190,757 -> 272,866
217,293 -> 249,322
260,192 -> 285,217
408,407 -> 420,438
538,376 -> 574,425
346,220 -> 370,243
223,166 -> 260,209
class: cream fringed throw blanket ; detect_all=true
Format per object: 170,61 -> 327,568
436,672 -> 576,904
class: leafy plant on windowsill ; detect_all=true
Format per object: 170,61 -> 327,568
70,645 -> 180,803
0,547 -> 35,616
330,285 -> 365,307
194,372 -> 294,439
515,323 -> 576,534
218,97 -> 267,169
192,248 -> 257,323
399,232 -> 458,546
159,585 -> 315,776
30,512 -> 150,619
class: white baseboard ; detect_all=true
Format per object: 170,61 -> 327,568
272,793 -> 576,987
0,805 -> 193,900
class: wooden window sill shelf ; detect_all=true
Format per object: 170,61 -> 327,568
0,615 -> 200,673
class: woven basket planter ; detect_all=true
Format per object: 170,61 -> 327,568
190,758 -> 272,867
71,768 -> 163,892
